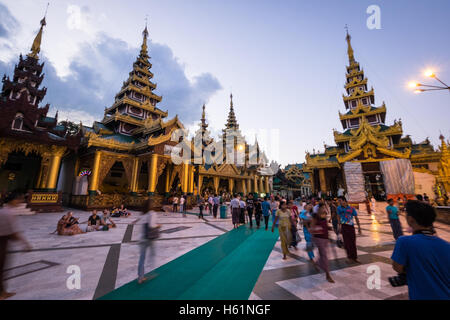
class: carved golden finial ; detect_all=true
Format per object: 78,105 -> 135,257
28,3 -> 49,59
140,16 -> 149,56
345,25 -> 355,64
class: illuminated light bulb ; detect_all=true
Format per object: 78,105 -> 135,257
408,81 -> 419,88
424,69 -> 435,77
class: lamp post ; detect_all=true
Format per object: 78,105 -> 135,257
409,70 -> 450,93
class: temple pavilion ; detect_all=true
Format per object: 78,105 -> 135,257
304,31 -> 447,203
0,16 -> 81,211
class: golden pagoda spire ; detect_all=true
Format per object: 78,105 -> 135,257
140,17 -> 149,57
345,25 -> 355,64
28,4 -> 49,59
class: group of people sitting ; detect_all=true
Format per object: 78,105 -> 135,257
56,204 -> 131,236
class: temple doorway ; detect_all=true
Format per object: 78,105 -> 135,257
0,151 -> 42,193
219,178 -> 229,194
100,161 -> 129,193
362,162 -> 386,200
201,177 -> 214,195
137,161 -> 149,192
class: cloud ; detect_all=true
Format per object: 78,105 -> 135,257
0,8 -> 221,128
0,2 -> 18,39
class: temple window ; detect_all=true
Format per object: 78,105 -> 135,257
12,113 -> 24,131
349,118 -> 359,128
350,100 -> 357,109
367,115 -> 377,123
362,97 -> 368,105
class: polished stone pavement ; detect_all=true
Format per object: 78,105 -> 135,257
3,202 -> 450,300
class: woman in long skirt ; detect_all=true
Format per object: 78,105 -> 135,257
272,202 -> 292,260
310,203 -> 334,283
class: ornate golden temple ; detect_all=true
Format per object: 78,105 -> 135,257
0,17 -> 273,211
304,31 -> 448,203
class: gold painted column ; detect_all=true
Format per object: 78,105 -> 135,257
46,153 -> 63,190
181,162 -> 189,194
254,175 -> 259,193
247,179 -> 252,193
241,179 -> 247,195
165,166 -> 172,194
265,176 -> 270,194
189,165 -> 195,194
319,168 -> 327,194
259,176 -> 264,193
213,177 -> 219,194
197,175 -> 204,196
130,157 -> 139,194
148,153 -> 159,194
229,178 -> 234,194
88,150 -> 101,195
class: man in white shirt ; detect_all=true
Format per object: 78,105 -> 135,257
0,194 -> 32,300
180,196 -> 186,217
230,195 -> 241,229
138,204 -> 161,284
172,196 -> 179,213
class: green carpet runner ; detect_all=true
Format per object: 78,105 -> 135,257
98,222 -> 278,300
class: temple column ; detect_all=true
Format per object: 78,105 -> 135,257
259,176 -> 264,193
229,178 -> 234,194
247,179 -> 252,193
130,157 -> 139,194
254,175 -> 259,193
213,176 -> 219,194
189,165 -> 195,194
165,166 -> 171,195
46,151 -> 64,191
265,176 -> 270,194
88,150 -> 101,195
181,162 -> 189,194
148,153 -> 158,195
319,168 -> 327,194
198,175 -> 204,196
73,158 -> 80,178
241,179 -> 247,195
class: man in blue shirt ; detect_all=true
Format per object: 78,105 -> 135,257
337,197 -> 362,263
386,198 -> 403,240
391,200 -> 450,300
261,197 -> 271,231
213,194 -> 220,218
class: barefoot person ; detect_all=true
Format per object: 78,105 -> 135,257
337,197 -> 362,263
272,201 -> 291,260
0,193 -> 32,300
138,201 -> 161,284
310,203 -> 335,283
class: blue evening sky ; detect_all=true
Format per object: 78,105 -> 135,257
0,0 -> 449,166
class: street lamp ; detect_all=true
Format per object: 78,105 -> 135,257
408,69 -> 450,93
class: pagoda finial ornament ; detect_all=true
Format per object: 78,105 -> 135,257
200,103 -> 208,131
28,4 -> 49,59
345,25 -> 355,64
141,17 -> 149,57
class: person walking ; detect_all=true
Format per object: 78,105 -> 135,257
239,197 -> 246,225
208,195 -> 214,217
254,198 -> 262,229
272,201 -> 292,260
213,194 -> 220,218
0,193 -> 32,300
138,201 -> 161,284
262,196 -> 271,231
300,204 -> 317,266
230,194 -> 241,229
198,196 -> 205,220
246,193 -> 255,228
391,200 -> 450,300
172,195 -> 179,213
288,200 -> 299,250
180,195 -> 186,217
270,196 -> 280,227
310,203 -> 335,283
337,196 -> 362,264
386,198 -> 403,240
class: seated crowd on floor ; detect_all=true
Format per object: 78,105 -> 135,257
56,204 -> 131,236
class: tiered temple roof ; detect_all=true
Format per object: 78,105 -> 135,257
83,25 -> 183,152
0,16 -> 80,149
